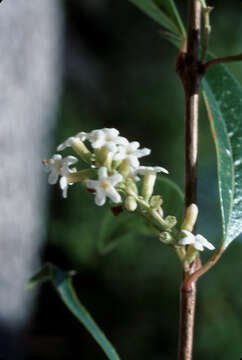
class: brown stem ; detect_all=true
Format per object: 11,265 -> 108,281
183,245 -> 224,290
178,279 -> 196,360
204,53 -> 242,70
176,1 -> 203,359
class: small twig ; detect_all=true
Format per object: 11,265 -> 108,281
134,209 -> 163,233
204,53 -> 242,70
183,245 -> 224,290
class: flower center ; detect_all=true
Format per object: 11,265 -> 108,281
56,163 -> 63,171
100,180 -> 110,191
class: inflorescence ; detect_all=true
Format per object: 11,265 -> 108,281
43,128 -> 215,258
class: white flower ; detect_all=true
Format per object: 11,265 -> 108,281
43,154 -> 78,198
179,230 -> 215,251
88,128 -> 127,152
113,141 -> 151,168
86,167 -> 123,206
57,132 -> 87,151
43,154 -> 78,183
135,166 -> 169,176
134,167 -> 168,201
59,176 -> 69,198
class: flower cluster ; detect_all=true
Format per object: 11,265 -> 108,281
43,128 -> 215,254
43,128 -> 168,205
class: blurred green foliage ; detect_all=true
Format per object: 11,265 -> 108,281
27,1 -> 242,359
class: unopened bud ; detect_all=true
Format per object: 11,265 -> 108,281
119,159 -> 131,178
125,196 -> 137,212
165,216 -> 177,229
185,245 -> 198,264
126,177 -> 138,195
112,160 -> 122,169
95,146 -> 112,169
72,139 -> 92,163
142,173 -> 156,201
182,203 -> 198,232
150,195 -> 163,209
67,169 -> 96,184
159,232 -> 174,245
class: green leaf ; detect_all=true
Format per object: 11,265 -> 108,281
128,0 -> 186,39
203,63 -> 242,248
99,177 -> 183,254
155,176 -> 184,226
99,210 -> 155,255
28,264 -> 121,360
159,30 -> 182,48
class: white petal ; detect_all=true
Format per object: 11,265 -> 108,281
130,141 -> 140,150
92,138 -> 105,148
86,180 -> 99,190
104,128 -> 119,137
116,136 -> 129,145
65,156 -> 78,165
113,151 -> 125,161
76,131 -> 87,141
90,130 -> 105,148
104,143 -> 117,153
193,242 -> 204,251
95,190 -> 106,206
98,167 -> 108,179
52,154 -> 62,161
179,237 -> 195,246
136,147 -> 151,158
128,156 -> 140,168
60,176 -> 67,189
135,166 -> 168,175
57,137 -> 75,151
196,235 -> 215,250
48,171 -> 59,184
106,187 -> 121,203
108,173 -> 123,186
60,177 -> 68,198
155,166 -> 169,174
181,230 -> 194,238
57,143 -> 66,151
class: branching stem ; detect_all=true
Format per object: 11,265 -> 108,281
176,0 -> 202,359
204,53 -> 242,70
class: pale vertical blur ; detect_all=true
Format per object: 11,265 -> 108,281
0,0 -> 62,332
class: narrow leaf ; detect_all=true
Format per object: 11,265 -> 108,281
128,0 -> 186,39
159,30 -> 182,48
28,264 -> 121,360
203,63 -> 242,248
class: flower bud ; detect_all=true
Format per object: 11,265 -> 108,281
71,139 -> 92,163
182,203 -> 198,232
94,146 -> 113,169
185,245 -> 199,264
119,159 -> 131,178
67,169 -> 97,184
150,195 -> 163,209
142,173 -> 156,201
112,160 -> 122,170
125,196 -> 137,212
165,216 -> 177,229
159,231 -> 174,245
126,177 -> 138,195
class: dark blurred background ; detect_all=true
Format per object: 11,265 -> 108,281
25,1 -> 242,359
